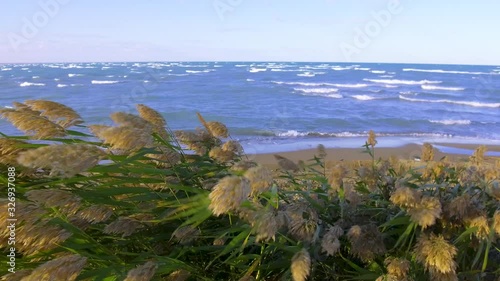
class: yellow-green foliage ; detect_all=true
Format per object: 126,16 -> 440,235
0,100 -> 499,281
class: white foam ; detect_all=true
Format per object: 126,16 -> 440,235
370,70 -> 386,74
1,68 -> 12,71
352,95 -> 376,101
364,79 -> 441,85
297,72 -> 315,77
354,67 -> 371,71
20,82 -> 45,87
332,66 -> 351,71
399,95 -> 500,108
294,88 -> 339,94
57,84 -> 68,88
32,76 -> 40,79
68,73 -> 84,77
272,81 -> 368,88
421,85 -> 465,91
235,64 -> 248,67
429,119 -> 471,125
403,68 -> 499,75
186,69 -> 214,73
249,68 -> 267,73
166,74 -> 189,76
246,78 -> 255,82
91,80 -> 119,84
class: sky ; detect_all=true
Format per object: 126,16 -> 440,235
1,0 -> 499,65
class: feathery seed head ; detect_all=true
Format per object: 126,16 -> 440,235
104,216 -> 143,237
25,189 -> 82,216
347,224 -> 386,261
422,143 -> 435,162
0,110 -> 66,139
124,261 -> 158,281
90,125 -> 154,153
317,144 -> 327,158
415,233 -> 457,274
136,104 -> 166,127
76,205 -> 114,224
321,227 -> 342,256
222,140 -> 244,154
251,210 -> 278,242
244,165 -> 274,196
467,215 -> 490,240
209,176 -> 251,216
172,226 -> 200,245
291,248 -> 311,281
470,145 -> 487,164
494,210 -> 500,236
230,160 -> 258,172
385,257 -> 410,279
166,269 -> 191,281
23,254 -> 87,281
111,112 -> 153,131
390,186 -> 420,208
408,196 -> 442,229
209,146 -> 236,162
0,138 -> 28,166
24,99 -> 83,128
17,144 -> 105,177
367,130 -> 377,147
274,154 -> 300,172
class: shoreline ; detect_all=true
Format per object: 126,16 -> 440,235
251,142 -> 500,166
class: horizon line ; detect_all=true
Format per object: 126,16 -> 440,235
1,60 -> 499,67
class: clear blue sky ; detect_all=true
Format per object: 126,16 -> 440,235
1,0 -> 499,65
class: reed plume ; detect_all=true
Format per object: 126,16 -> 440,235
25,189 -> 82,216
124,261 -> 158,281
76,205 -> 114,224
166,269 -> 191,281
90,125 -> 154,153
367,130 -> 377,147
384,257 -> 410,280
274,154 -> 300,172
470,145 -> 487,164
136,104 -> 166,127
291,248 -> 311,281
209,176 -> 251,216
414,233 -> 457,275
22,254 -> 87,281
17,144 -> 105,177
197,112 -> 229,138
422,143 -> 435,162
408,196 -> 442,229
104,216 -> 144,237
321,226 -> 342,256
111,112 -> 153,131
244,165 -> 273,196
24,99 -> 83,128
0,138 -> 28,165
172,226 -> 200,245
0,109 -> 66,139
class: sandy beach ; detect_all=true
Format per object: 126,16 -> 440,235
252,143 -> 500,166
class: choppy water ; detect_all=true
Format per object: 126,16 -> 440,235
1,62 -> 499,152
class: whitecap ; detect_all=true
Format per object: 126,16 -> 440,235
403,68 -> 499,75
352,95 -> 376,101
399,95 -> 500,108
370,70 -> 386,74
249,68 -> 267,73
57,84 -> 68,88
429,120 -> 471,125
421,85 -> 465,91
68,74 -> 84,77
297,72 -> 315,77
20,82 -> 45,87
364,79 -> 441,85
294,88 -> 339,94
91,80 -> 120,84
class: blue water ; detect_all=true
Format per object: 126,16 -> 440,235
1,62 -> 499,152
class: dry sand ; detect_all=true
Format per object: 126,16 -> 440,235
252,143 -> 500,166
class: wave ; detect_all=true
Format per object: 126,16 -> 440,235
57,84 -> 68,88
332,66 -> 351,71
294,88 -> 339,94
271,68 -> 302,72
421,85 -> 465,91
68,73 -> 84,77
91,80 -> 120,85
403,68 -> 499,75
272,81 -> 368,88
166,73 -> 189,76
354,67 -> 370,71
20,82 -> 45,87
32,76 -> 40,79
352,95 -> 376,101
270,130 -> 454,138
429,119 -> 471,125
297,72 -> 315,77
185,69 -> 214,73
370,70 -> 386,74
364,79 -> 441,85
235,64 -> 248,67
249,68 -> 267,73
399,95 -> 500,108
1,68 -> 12,71
246,78 -> 255,82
